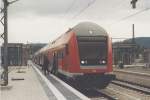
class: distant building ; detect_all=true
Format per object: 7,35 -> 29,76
1,43 -> 46,66
113,42 -> 137,65
143,49 -> 150,64
1,43 -> 24,66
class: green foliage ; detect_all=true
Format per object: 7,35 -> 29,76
123,37 -> 150,49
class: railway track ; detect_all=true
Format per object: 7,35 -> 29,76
34,63 -> 150,100
111,80 -> 150,95
92,89 -> 117,100
114,69 -> 150,88
59,75 -> 150,100
56,74 -> 118,100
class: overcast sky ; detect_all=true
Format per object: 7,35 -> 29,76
0,0 -> 150,44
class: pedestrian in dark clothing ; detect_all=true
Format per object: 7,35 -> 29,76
43,56 -> 49,75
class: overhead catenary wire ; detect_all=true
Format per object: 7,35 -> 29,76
72,0 -> 96,19
69,0 -> 149,23
63,0 -> 76,18
118,7 -> 150,22
64,0 -> 128,24
96,0 -> 128,22
69,0 -> 131,22
109,7 -> 150,27
71,0 -> 130,20
62,0 -> 149,36
62,0 -> 97,30
108,0 -> 149,25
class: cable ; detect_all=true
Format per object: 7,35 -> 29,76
72,0 -> 130,19
71,0 -> 128,20
96,0 -> 128,21
63,0 -> 76,18
72,0 -> 96,19
119,8 -> 150,21
109,7 -> 150,26
62,0 -> 96,29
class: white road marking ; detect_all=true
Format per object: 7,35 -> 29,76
51,74 -> 90,100
32,64 -> 67,100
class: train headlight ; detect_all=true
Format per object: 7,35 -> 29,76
99,60 -> 106,64
81,61 -> 85,64
102,60 -> 106,64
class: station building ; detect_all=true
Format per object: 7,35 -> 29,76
1,43 -> 28,66
143,49 -> 150,67
1,43 -> 46,66
113,42 -> 137,65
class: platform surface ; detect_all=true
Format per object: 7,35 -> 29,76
0,66 -> 50,100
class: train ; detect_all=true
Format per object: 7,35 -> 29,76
33,22 -> 115,88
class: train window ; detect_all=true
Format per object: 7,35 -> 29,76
58,51 -> 60,58
57,50 -> 65,59
77,36 -> 107,42
62,50 -> 65,58
77,36 -> 107,66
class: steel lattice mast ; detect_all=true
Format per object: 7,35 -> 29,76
0,0 -> 19,86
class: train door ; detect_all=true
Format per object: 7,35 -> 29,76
52,52 -> 58,75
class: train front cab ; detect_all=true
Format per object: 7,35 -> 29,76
77,35 -> 114,87
49,22 -> 115,88
63,23 -> 115,88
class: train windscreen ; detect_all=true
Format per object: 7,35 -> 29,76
77,36 -> 107,66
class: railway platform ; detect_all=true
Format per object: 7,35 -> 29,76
0,62 -> 90,100
0,66 -> 51,100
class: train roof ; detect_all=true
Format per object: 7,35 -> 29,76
34,44 -> 50,56
34,22 -> 108,56
72,22 -> 108,36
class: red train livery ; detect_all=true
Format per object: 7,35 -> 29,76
34,22 -> 115,88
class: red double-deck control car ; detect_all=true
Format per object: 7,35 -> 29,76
34,22 -> 115,88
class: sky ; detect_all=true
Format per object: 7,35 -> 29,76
0,0 -> 150,44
